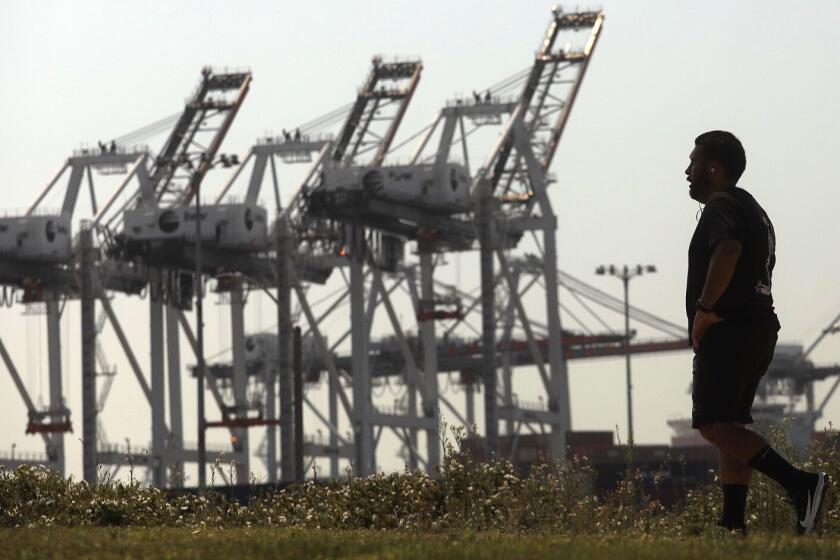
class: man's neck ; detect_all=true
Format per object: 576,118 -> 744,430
702,182 -> 736,203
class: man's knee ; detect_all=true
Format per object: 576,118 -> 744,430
698,422 -> 735,445
697,423 -> 718,443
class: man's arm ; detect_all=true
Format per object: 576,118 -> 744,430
692,239 -> 742,350
699,239 -> 743,307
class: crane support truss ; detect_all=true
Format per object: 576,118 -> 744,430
473,8 -> 604,460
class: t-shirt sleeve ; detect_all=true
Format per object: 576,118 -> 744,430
703,194 -> 745,248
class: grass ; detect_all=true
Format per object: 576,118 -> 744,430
1,424 -> 839,558
1,528 -> 839,560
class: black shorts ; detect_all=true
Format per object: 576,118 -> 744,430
691,319 -> 778,429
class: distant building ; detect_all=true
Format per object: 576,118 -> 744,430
461,430 -> 718,504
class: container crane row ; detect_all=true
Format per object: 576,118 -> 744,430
3,7 -> 834,486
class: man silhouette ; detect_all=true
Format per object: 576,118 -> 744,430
685,130 -> 828,534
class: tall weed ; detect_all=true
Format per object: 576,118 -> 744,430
0,423 -> 836,534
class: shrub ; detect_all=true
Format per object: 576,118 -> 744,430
0,422 -> 836,535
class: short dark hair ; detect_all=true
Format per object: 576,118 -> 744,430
694,130 -> 746,182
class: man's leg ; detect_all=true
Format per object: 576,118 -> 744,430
699,422 -> 765,464
700,421 -> 828,534
692,324 -> 827,534
719,422 -> 753,485
720,450 -> 752,484
719,444 -> 751,531
699,422 -> 811,490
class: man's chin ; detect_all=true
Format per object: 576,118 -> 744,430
688,186 -> 702,202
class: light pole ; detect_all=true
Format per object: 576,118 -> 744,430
595,264 -> 656,461
194,152 -> 238,489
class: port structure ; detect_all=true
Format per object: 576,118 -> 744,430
199,55 -> 425,481
4,10 -> 622,481
296,8 -> 684,468
749,312 -> 840,452
305,8 -> 615,462
302,7 -> 840,468
189,28 -> 690,481
105,67 -> 251,487
0,142 -> 153,476
198,7 -> 840,478
0,68 -> 253,485
103,67 -> 254,487
466,9 -> 606,459
3,7 -> 837,486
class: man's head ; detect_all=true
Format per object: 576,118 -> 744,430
685,130 -> 746,202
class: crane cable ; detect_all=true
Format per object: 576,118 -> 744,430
387,66 -> 531,158
113,111 -> 182,146
295,103 -> 354,135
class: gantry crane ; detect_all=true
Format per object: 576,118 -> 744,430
201,56 -> 425,481
305,8 -> 612,462
70,68 -> 254,486
0,144 -> 149,474
753,312 -> 840,451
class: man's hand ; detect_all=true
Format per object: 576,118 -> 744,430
692,310 -> 723,351
691,238 -> 740,351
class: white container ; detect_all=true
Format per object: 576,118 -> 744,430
0,215 -> 73,262
122,203 -> 268,250
322,162 -> 471,213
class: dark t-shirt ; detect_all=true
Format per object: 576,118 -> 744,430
686,186 -> 780,336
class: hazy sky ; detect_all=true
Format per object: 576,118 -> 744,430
2,1 -> 839,482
